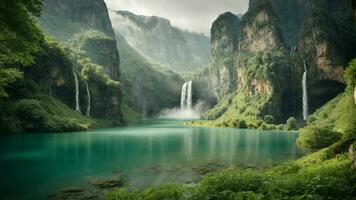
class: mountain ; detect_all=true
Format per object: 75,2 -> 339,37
115,33 -> 184,116
191,0 -> 356,129
37,0 -> 124,119
0,0 -> 125,133
109,10 -> 211,72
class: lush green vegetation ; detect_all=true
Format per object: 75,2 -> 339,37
298,127 -> 342,149
0,0 -> 124,133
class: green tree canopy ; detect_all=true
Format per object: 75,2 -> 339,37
0,0 -> 43,66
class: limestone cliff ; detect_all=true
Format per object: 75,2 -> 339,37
37,0 -> 123,120
208,12 -> 240,101
199,0 -> 356,127
109,10 -> 211,72
40,0 -> 115,37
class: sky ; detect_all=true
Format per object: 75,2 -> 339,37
104,0 -> 249,35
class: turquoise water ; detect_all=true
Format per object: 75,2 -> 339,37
0,119 -> 309,199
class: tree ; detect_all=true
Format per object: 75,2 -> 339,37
0,0 -> 43,66
0,0 -> 43,98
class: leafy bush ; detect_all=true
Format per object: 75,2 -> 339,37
263,115 -> 274,124
285,117 -> 297,130
298,126 -> 342,149
15,99 -> 49,132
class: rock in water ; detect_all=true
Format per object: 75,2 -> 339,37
88,177 -> 123,189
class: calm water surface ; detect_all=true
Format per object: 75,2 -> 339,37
0,119 -> 309,199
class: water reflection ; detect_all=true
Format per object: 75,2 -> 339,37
0,119 -> 309,199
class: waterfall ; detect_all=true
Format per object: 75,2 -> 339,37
84,81 -> 91,117
181,82 -> 188,110
187,81 -> 193,110
181,81 -> 193,110
302,60 -> 308,120
73,70 -> 81,113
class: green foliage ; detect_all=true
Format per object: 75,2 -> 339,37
15,99 -> 48,132
82,63 -> 120,88
263,115 -> 274,124
0,0 -> 43,66
298,126 -> 342,149
121,104 -> 142,122
0,68 -> 23,98
106,184 -> 187,200
306,93 -> 356,133
285,117 -> 298,131
344,58 -> 356,91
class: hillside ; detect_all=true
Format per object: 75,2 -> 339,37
109,10 -> 211,72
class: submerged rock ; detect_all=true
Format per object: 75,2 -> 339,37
61,187 -> 84,193
88,177 -> 123,189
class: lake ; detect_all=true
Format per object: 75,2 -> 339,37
0,118 -> 309,199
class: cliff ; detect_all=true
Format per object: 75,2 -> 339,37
37,0 -> 123,120
196,0 -> 356,128
113,30 -> 184,116
109,10 -> 211,72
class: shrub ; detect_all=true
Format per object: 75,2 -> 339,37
237,120 -> 248,129
307,116 -> 316,124
298,126 -> 342,149
285,117 -> 297,130
15,99 -> 49,132
264,115 -> 274,124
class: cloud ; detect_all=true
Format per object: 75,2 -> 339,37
104,0 -> 249,34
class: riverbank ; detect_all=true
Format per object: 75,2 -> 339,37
106,132 -> 356,199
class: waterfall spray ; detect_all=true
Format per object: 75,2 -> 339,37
73,70 -> 81,113
302,60 -> 308,120
84,81 -> 91,117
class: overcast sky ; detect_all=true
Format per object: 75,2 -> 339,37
104,0 -> 249,34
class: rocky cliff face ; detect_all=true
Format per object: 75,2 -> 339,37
239,1 -> 285,52
206,12 -> 240,101
38,0 -> 123,121
109,10 -> 211,72
202,0 -> 356,126
41,0 -> 115,37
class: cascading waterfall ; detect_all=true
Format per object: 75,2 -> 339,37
84,81 -> 91,117
181,82 -> 188,110
73,70 -> 81,113
187,81 -> 193,110
181,81 -> 193,110
302,60 -> 308,120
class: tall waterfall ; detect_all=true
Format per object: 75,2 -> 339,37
84,81 -> 91,117
181,81 -> 193,110
302,60 -> 308,120
73,70 -> 81,113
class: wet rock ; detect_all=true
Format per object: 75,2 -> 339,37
88,177 -> 123,189
61,187 -> 85,193
192,163 -> 226,176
